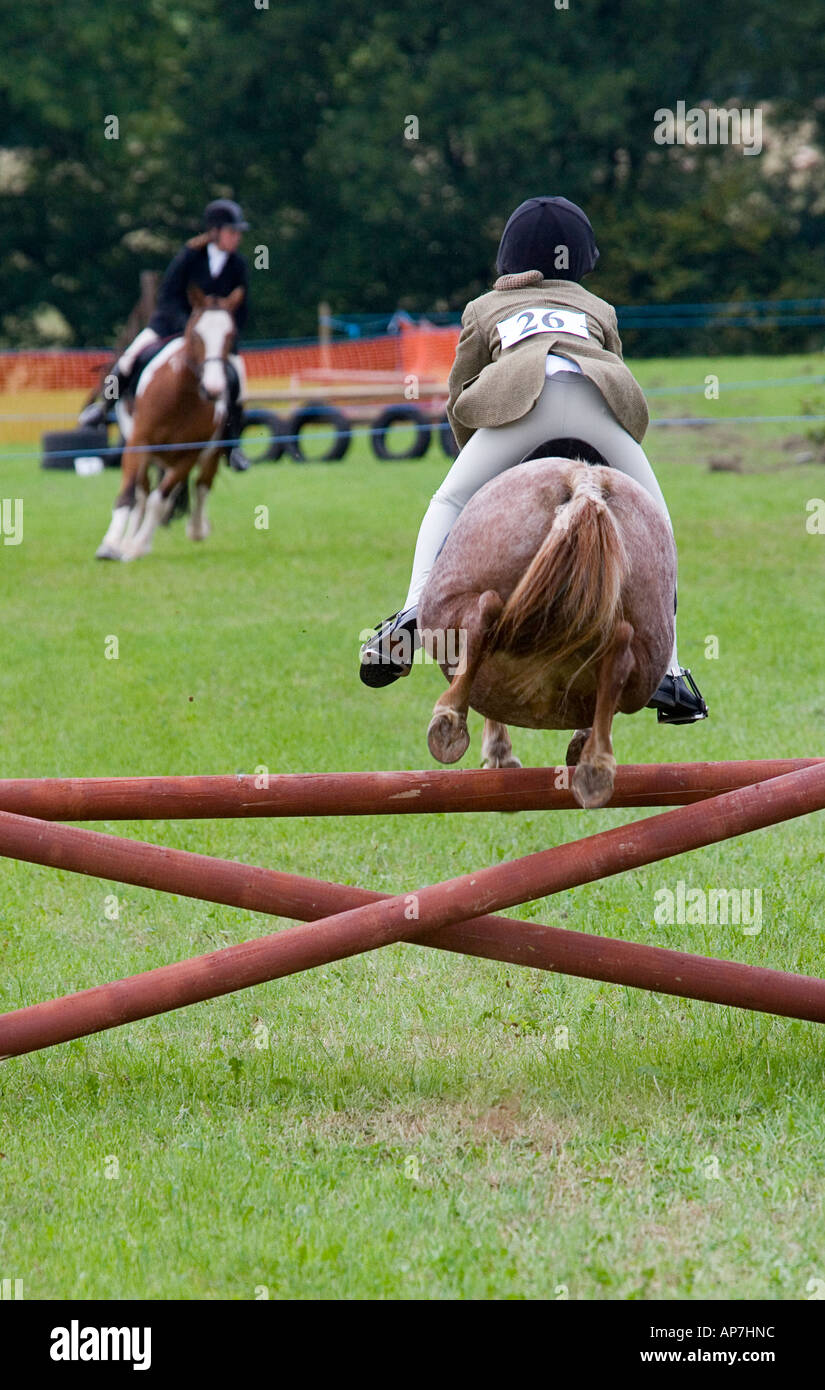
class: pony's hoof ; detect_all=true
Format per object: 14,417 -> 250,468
427,708 -> 470,764
482,753 -> 522,769
95,544 -> 122,561
572,761 -> 615,810
186,521 -> 210,542
565,729 -> 591,766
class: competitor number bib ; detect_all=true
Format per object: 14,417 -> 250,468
496,307 -> 590,351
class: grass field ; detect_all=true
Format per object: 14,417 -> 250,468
2,353 -> 825,1300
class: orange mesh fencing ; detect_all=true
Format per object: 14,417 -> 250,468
0,350 -> 111,393
0,324 -> 459,392
399,321 -> 460,379
0,324 -> 460,446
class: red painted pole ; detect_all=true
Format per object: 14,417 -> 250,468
1,763 -> 825,1056
0,798 -> 809,1021
0,760 -> 820,821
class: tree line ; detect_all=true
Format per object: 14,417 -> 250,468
1,0 -> 823,353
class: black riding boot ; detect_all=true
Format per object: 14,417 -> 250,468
647,669 -> 708,724
359,608 -> 420,687
78,364 -> 128,428
224,399 -> 250,471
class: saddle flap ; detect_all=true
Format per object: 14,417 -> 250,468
129,336 -> 179,395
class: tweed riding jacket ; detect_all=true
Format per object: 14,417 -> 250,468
446,270 -> 648,450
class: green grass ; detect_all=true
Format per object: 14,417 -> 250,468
2,353 -> 825,1299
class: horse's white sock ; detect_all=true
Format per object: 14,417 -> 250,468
101,506 -> 130,549
121,489 -> 147,543
127,489 -> 164,552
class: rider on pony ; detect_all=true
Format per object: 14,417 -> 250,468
80,199 -> 251,471
359,195 -> 707,725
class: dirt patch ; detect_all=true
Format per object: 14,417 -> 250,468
708,455 -> 742,472
472,1098 -> 525,1142
470,1099 -> 573,1154
316,1098 -> 577,1154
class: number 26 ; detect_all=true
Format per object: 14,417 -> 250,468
516,310 -> 565,337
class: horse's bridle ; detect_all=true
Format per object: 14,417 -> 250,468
181,350 -> 229,399
182,304 -> 235,396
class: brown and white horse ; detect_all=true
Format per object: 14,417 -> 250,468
418,456 -> 677,808
96,286 -> 243,560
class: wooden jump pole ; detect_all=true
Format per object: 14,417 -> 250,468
2,762 -> 825,1056
0,760 -> 822,822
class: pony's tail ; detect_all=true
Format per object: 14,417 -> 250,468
492,465 -> 628,671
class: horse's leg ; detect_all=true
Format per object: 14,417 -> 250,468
481,719 -> 522,770
158,474 -> 184,526
565,728 -> 591,765
119,480 -> 149,548
571,621 -> 636,809
96,444 -> 147,559
154,468 -> 188,525
97,495 -> 133,560
427,590 -> 503,764
187,447 -> 219,542
122,453 -> 195,559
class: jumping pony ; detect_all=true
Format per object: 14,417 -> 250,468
418,455 -> 677,808
96,286 -> 244,560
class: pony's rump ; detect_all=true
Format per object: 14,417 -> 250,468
492,463 -> 628,669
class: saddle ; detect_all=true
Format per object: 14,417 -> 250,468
521,437 -> 609,467
122,337 -> 178,401
124,340 -> 240,405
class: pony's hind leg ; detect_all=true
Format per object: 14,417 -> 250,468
571,621 -> 635,809
565,728 -> 591,765
427,590 -> 503,764
481,719 -> 522,770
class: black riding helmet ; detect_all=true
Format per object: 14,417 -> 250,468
203,199 -> 249,231
496,196 -> 599,283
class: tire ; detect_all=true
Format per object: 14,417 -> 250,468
438,417 -> 460,459
41,426 -> 109,471
287,403 -> 351,462
371,405 -> 431,461
240,408 -> 287,463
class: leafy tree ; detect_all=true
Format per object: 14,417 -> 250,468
0,0 -> 823,349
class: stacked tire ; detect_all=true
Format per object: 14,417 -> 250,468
287,403 -> 351,462
239,408 -> 288,463
371,405 -> 431,461
41,404 -> 454,472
